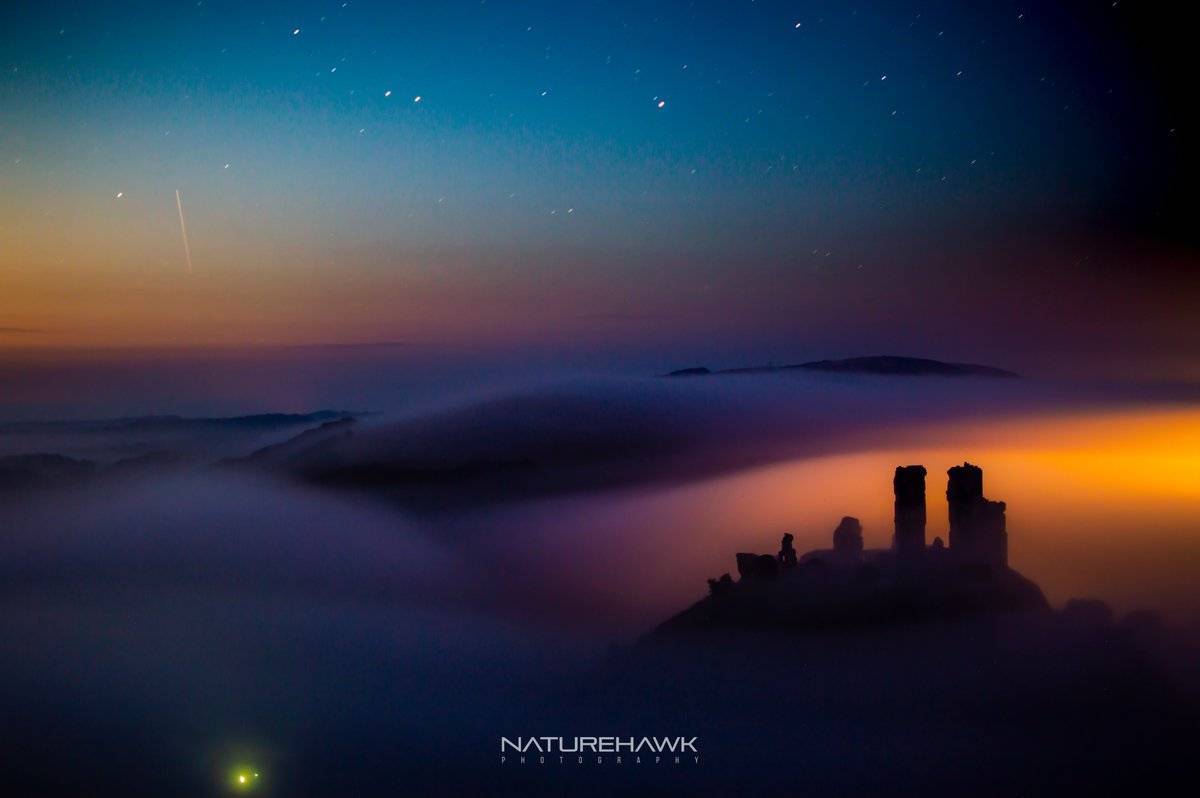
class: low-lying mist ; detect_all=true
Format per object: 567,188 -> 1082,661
2,369 -> 1199,794
0,471 -> 600,795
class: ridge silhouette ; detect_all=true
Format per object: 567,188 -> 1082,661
666,355 -> 1020,378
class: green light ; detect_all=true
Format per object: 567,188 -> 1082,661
229,766 -> 261,792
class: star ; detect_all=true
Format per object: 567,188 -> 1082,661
413,95 -> 422,103
292,28 -> 300,36
115,192 -> 123,198
384,90 -> 392,97
656,99 -> 666,108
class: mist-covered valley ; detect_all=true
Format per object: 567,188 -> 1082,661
3,364 -> 1200,794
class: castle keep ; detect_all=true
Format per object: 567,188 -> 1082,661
892,464 -> 928,561
945,462 -> 1007,569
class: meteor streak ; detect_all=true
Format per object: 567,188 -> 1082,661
174,189 -> 193,274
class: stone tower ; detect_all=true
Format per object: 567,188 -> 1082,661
946,462 -> 1007,569
893,465 -> 927,560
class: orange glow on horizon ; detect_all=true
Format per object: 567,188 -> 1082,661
541,405 -> 1200,626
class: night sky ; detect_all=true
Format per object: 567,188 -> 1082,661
3,9 -> 1200,793
1,1 -> 1195,376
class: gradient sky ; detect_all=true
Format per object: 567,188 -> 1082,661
1,1 -> 1195,376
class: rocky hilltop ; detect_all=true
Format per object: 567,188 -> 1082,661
649,462 -> 1048,640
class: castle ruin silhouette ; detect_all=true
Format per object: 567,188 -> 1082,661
684,462 -> 1042,633
768,461 -> 1008,575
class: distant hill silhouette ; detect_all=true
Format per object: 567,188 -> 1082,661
0,453 -> 96,491
667,355 -> 1019,378
230,417 -> 359,468
0,410 -> 358,435
0,410 -> 360,494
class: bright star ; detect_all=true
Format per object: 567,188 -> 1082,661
292,28 -> 300,36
